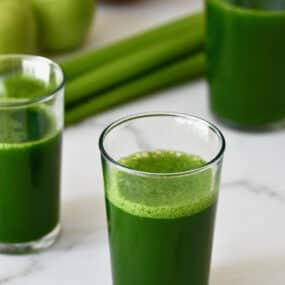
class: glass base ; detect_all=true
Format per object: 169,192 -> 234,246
211,111 -> 285,133
0,224 -> 61,255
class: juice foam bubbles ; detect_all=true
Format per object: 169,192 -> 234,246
107,150 -> 218,219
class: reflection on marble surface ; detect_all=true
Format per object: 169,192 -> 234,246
1,0 -> 285,284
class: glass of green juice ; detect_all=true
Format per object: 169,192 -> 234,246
99,113 -> 225,285
0,55 -> 64,254
207,0 -> 285,130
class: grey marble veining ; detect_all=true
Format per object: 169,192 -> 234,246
1,0 -> 285,284
0,259 -> 41,284
223,180 -> 285,203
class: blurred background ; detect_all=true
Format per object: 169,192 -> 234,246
77,0 -> 202,54
0,0 -> 201,57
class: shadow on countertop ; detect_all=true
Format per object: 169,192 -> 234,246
53,194 -> 108,251
211,256 -> 285,285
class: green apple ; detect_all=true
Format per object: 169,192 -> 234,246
0,0 -> 37,54
32,0 -> 95,52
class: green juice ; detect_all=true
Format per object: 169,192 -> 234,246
0,75 -> 61,243
105,150 -> 218,285
228,0 -> 285,10
207,0 -> 285,128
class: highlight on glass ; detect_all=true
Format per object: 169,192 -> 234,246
99,112 -> 225,285
0,55 -> 64,254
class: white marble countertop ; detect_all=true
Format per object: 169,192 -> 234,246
1,0 -> 285,284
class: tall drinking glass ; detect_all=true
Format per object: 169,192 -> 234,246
207,0 -> 285,130
0,55 -> 64,254
99,113 -> 225,285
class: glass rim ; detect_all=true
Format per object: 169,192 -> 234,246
0,54 -> 64,108
99,112 -> 226,177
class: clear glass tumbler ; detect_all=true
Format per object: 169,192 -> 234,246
99,112 -> 225,285
207,0 -> 285,130
0,55 -> 64,254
